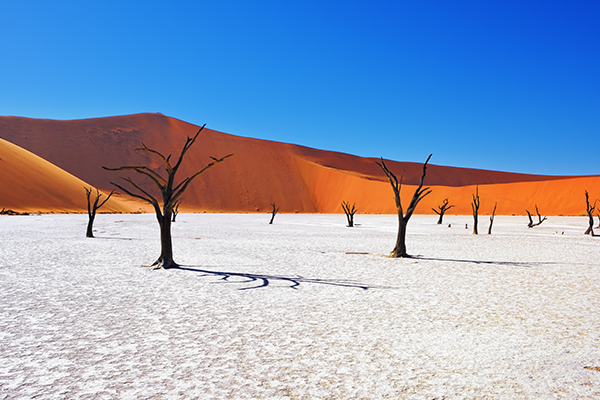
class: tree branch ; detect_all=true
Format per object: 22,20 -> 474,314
171,153 -> 233,203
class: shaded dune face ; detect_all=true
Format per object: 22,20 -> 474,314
0,139 -> 132,213
0,113 -> 598,215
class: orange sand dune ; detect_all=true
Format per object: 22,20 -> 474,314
1,113 -> 598,215
0,139 -> 133,213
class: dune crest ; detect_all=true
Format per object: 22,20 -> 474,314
1,113 -> 598,215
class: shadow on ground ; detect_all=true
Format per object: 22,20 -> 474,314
415,256 -> 565,268
174,266 -> 398,291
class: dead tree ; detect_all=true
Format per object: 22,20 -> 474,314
584,191 -> 597,235
376,154 -> 432,258
526,205 -> 547,228
269,202 -> 279,224
85,187 -> 115,238
172,201 -> 180,222
341,201 -> 357,227
471,185 -> 480,234
0,208 -> 20,215
432,198 -> 454,224
488,201 -> 497,234
103,125 -> 232,269
596,211 -> 600,229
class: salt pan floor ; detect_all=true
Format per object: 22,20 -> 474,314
1,213 -> 600,399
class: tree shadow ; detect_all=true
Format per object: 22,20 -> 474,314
174,265 -> 398,291
93,236 -> 137,241
415,256 -> 566,268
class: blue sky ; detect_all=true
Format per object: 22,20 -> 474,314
1,1 -> 598,175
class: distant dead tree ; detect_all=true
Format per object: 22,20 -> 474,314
471,185 -> 480,234
84,187 -> 115,238
103,125 -> 232,269
269,202 -> 279,224
584,191 -> 597,236
0,208 -> 20,215
488,201 -> 497,234
376,154 -> 432,258
432,198 -> 454,224
596,211 -> 600,229
526,205 -> 547,228
172,201 -> 181,222
341,201 -> 357,227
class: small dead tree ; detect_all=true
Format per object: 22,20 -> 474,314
584,191 -> 597,235
488,201 -> 497,234
103,125 -> 232,269
172,201 -> 181,222
596,211 -> 600,229
341,201 -> 357,227
85,187 -> 115,238
432,198 -> 454,224
376,154 -> 432,258
0,208 -> 20,215
269,202 -> 279,224
526,205 -> 547,228
471,185 -> 480,235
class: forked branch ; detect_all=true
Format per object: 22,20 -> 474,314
526,205 -> 547,228
488,201 -> 498,234
584,191 -> 597,235
84,187 -> 116,238
471,185 -> 480,235
269,202 -> 280,224
341,201 -> 357,227
432,198 -> 454,224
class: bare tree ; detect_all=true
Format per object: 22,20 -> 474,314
85,187 -> 115,238
471,185 -> 480,234
269,202 -> 279,224
376,154 -> 432,258
488,201 -> 497,234
596,211 -> 600,229
432,198 -> 454,224
0,208 -> 20,215
341,201 -> 357,227
584,191 -> 597,235
526,205 -> 547,228
171,201 -> 181,222
103,125 -> 232,269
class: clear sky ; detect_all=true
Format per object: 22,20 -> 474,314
1,1 -> 598,175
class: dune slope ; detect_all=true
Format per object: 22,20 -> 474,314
1,113 -> 598,215
0,139 -> 132,213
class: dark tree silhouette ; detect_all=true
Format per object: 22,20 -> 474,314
85,187 -> 115,238
341,201 -> 357,227
269,202 -> 279,224
172,201 -> 181,222
488,201 -> 497,235
103,125 -> 232,269
0,208 -> 20,215
526,205 -> 547,228
584,191 -> 597,236
376,154 -> 432,258
432,198 -> 454,224
471,186 -> 480,235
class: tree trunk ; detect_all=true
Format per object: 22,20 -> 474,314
86,215 -> 95,238
157,214 -> 177,268
585,214 -> 595,236
392,217 -> 408,257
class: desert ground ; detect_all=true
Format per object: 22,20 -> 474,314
1,213 -> 600,399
